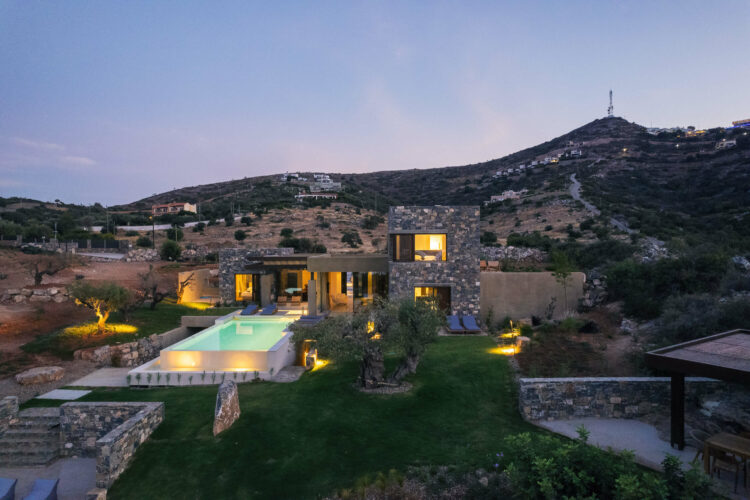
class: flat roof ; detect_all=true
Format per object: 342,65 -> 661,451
644,329 -> 750,384
307,254 -> 389,273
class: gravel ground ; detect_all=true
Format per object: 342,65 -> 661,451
0,359 -> 97,404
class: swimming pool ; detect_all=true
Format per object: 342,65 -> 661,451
158,316 -> 295,373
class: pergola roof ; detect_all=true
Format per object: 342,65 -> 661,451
645,329 -> 750,385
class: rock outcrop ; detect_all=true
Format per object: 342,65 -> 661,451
15,366 -> 65,385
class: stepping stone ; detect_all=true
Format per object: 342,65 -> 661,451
36,389 -> 91,400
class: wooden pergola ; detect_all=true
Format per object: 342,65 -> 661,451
645,329 -> 750,450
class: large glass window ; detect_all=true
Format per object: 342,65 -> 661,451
390,234 -> 447,261
235,274 -> 257,302
414,286 -> 451,311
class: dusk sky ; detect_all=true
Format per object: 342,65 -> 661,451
1,1 -> 748,205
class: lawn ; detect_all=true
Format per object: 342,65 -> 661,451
21,303 -> 238,359
52,337 -> 536,499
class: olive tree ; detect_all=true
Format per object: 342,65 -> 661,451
68,281 -> 131,333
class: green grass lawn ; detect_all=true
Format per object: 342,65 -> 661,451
21,303 -> 238,359
45,337 -> 535,499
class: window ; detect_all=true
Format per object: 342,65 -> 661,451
235,274 -> 258,302
390,233 -> 447,262
414,286 -> 451,311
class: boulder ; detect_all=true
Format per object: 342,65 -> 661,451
15,366 -> 65,385
213,380 -> 240,436
13,294 -> 26,303
21,289 -> 33,297
5,288 -> 21,296
48,288 -> 59,295
732,255 -> 750,272
30,295 -> 52,302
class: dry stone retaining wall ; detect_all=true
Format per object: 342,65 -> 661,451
519,377 -> 724,421
1,286 -> 69,304
0,396 -> 18,434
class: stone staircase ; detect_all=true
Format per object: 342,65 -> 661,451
0,407 -> 60,466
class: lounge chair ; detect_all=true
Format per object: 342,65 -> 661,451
23,478 -> 58,500
277,296 -> 288,306
446,315 -> 465,334
0,478 -> 16,500
259,304 -> 277,315
240,304 -> 258,316
461,315 -> 482,333
291,295 -> 302,307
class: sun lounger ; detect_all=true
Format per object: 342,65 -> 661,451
291,295 -> 302,307
259,304 -> 277,315
446,315 -> 465,333
240,304 -> 258,316
461,315 -> 481,333
0,478 -> 17,500
23,478 -> 58,500
277,296 -> 288,305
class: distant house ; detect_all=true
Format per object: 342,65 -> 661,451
569,149 -> 582,157
487,189 -> 527,204
152,202 -> 197,216
280,172 -> 301,182
310,178 -> 342,191
295,192 -> 338,201
530,160 -> 539,166
715,139 -> 737,150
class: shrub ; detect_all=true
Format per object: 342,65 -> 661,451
234,230 -> 246,241
655,294 -> 750,347
480,231 -> 498,245
165,227 -> 184,241
224,215 -> 234,226
279,237 -> 326,253
160,240 -> 182,261
341,230 -> 362,248
280,228 -> 294,238
361,215 -> 384,230
192,222 -> 206,232
124,230 -> 139,237
136,236 -> 153,248
240,216 -> 252,226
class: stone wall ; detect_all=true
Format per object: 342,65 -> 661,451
0,396 -> 18,434
123,248 -> 159,262
73,314 -> 228,367
481,245 -> 546,263
1,286 -> 69,304
95,403 -> 165,488
59,402 -> 164,489
519,377 -> 724,421
218,247 -> 294,304
480,272 -> 586,321
388,206 -> 480,316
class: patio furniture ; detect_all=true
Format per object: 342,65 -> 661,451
277,296 -> 288,306
480,260 -> 487,270
22,478 -> 58,500
446,315 -> 465,333
688,428 -> 710,463
704,432 -> 750,493
0,478 -> 16,500
487,260 -> 500,271
291,295 -> 302,307
461,315 -> 481,333
240,304 -> 258,316
259,304 -> 277,315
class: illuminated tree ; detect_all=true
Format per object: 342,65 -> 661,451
68,281 -> 131,333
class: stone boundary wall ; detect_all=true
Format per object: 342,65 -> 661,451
519,377 -> 724,421
95,403 -> 165,488
1,286 -> 69,304
73,315 -> 226,367
0,396 -> 19,434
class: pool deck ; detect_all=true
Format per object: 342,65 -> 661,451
69,368 -> 130,387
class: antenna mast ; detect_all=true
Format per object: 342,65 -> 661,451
607,90 -> 614,118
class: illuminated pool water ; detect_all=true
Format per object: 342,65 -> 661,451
158,316 -> 295,373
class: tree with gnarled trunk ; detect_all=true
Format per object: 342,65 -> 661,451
290,297 -> 443,388
139,264 -> 171,310
68,281 -> 131,333
25,255 -> 69,286
176,272 -> 195,304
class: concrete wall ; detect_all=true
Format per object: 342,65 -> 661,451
178,268 -> 219,303
518,377 -> 724,421
480,271 -> 586,321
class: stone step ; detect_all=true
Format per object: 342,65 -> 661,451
0,448 -> 58,466
1,427 -> 59,440
0,436 -> 59,450
18,407 -> 61,419
7,419 -> 59,429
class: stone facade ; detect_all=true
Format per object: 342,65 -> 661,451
218,247 -> 293,303
0,396 -> 18,434
60,402 -> 164,488
518,377 -> 725,421
388,206 -> 480,316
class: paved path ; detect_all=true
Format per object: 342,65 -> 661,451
0,458 -> 96,500
537,417 -> 696,470
273,366 -> 305,383
70,368 -> 130,387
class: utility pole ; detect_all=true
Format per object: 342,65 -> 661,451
607,90 -> 614,118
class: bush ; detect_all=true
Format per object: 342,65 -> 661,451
234,230 -> 246,241
124,230 -> 139,237
224,215 -> 234,226
656,294 -> 750,347
361,215 -> 384,230
136,236 -> 153,248
480,231 -> 498,245
341,230 -> 362,248
160,240 -> 182,261
279,237 -> 326,253
240,216 -> 252,226
280,228 -> 293,238
165,227 -> 184,241
192,222 -> 206,232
